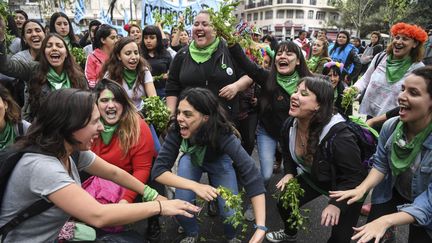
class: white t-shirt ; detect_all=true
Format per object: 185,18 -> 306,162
0,151 -> 95,243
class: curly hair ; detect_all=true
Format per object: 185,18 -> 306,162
0,83 -> 21,124
30,33 -> 86,120
100,37 -> 151,96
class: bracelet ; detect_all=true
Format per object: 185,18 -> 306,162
254,224 -> 268,232
157,200 -> 162,215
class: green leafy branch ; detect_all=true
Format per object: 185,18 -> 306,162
152,73 -> 164,82
341,86 -> 358,114
71,47 -> 86,65
274,178 -> 309,231
152,9 -> 174,28
217,186 -> 247,234
177,7 -> 192,32
142,96 -> 170,133
207,0 -> 240,46
0,1 -> 15,50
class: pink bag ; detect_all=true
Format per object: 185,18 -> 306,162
82,176 -> 125,232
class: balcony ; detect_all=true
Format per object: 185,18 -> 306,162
245,3 -> 256,9
257,0 -> 273,7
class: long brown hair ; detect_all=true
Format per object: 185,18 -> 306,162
93,79 -> 141,154
29,33 -> 86,120
100,37 -> 151,96
0,84 -> 21,124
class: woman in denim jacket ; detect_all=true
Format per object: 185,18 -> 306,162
330,66 -> 432,243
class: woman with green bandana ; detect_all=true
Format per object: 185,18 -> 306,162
352,22 -> 427,122
307,38 -> 331,74
49,12 -> 80,49
100,37 -> 157,110
165,9 -> 253,119
330,66 -> 432,243
0,84 -> 30,150
228,39 -> 312,186
0,24 -> 87,122
152,88 -> 266,243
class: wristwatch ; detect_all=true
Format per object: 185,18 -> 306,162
254,224 -> 268,232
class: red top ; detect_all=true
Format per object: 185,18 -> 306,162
85,48 -> 108,88
91,118 -> 156,202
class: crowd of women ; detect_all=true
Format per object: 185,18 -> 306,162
0,7 -> 431,243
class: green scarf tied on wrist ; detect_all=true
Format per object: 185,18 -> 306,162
386,55 -> 412,84
47,67 -> 71,90
390,121 -> 432,176
306,56 -> 320,72
123,69 -> 137,89
0,121 -> 16,150
100,122 -> 118,145
189,37 -> 220,63
277,71 -> 300,96
179,139 -> 207,167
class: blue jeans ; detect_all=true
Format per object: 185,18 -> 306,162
175,154 -> 238,239
256,123 -> 277,186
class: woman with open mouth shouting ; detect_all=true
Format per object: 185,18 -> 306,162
330,66 -> 432,243
0,18 -> 87,122
353,23 -> 427,130
265,77 -> 367,243
100,37 -> 157,111
152,87 -> 266,243
228,39 -> 312,187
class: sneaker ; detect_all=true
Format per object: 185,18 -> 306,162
177,225 -> 184,234
227,237 -> 241,243
180,236 -> 198,243
244,204 -> 255,221
266,229 -> 297,242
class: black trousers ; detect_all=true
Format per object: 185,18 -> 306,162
236,112 -> 258,155
367,188 -> 432,243
277,176 -> 362,243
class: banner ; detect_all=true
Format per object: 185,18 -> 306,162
141,0 -> 220,32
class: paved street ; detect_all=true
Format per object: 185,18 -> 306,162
154,149 -> 409,243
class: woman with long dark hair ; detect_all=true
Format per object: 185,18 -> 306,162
152,87 -> 266,243
266,77 -> 367,243
100,37 -> 156,110
49,12 -> 80,49
329,30 -> 361,83
0,88 -> 200,242
141,25 -> 172,98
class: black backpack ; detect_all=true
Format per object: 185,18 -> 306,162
0,146 -> 79,241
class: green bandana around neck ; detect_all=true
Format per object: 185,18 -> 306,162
179,139 -> 207,167
390,121 -> 432,176
386,55 -> 412,84
123,69 -> 137,89
189,37 -> 220,64
276,71 -> 300,96
0,121 -> 16,150
100,122 -> 118,145
63,36 -> 72,50
306,56 -> 320,72
47,67 -> 71,90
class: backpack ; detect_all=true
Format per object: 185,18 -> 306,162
324,115 -> 379,170
0,146 -> 79,241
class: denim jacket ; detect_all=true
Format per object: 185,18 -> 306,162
399,182 -> 432,237
371,117 -> 432,204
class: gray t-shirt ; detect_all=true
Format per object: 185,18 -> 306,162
0,150 -> 96,243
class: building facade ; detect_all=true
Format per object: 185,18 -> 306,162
236,0 -> 340,41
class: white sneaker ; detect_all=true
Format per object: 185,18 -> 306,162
180,236 -> 198,243
266,229 -> 297,242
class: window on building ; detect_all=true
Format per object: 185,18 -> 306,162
265,10 -> 273,19
286,0 -> 293,3
307,10 -> 313,19
310,0 -> 316,5
287,9 -> 294,18
277,0 -> 284,3
316,11 -> 326,20
277,10 -> 285,19
330,12 -> 339,21
253,12 -> 259,20
297,0 -> 303,3
295,10 -> 304,19
247,14 -> 252,21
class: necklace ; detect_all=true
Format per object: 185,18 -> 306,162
297,130 -> 308,149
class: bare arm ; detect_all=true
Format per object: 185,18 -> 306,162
144,82 -> 157,97
166,96 -> 178,114
218,75 -> 253,100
